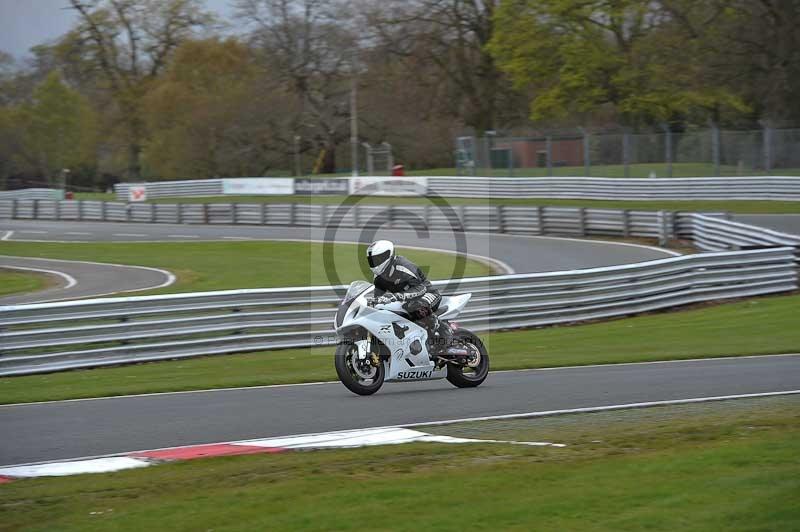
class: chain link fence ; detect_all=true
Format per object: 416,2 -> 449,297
456,126 -> 800,178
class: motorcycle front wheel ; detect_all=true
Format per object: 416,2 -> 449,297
446,329 -> 490,388
334,341 -> 385,396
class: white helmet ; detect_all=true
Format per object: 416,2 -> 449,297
366,240 -> 395,276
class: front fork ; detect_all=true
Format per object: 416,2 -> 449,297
359,333 -> 380,367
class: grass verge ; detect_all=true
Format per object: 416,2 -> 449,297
0,269 -> 51,297
1,396 -> 797,531
1,293 -> 797,405
0,241 -> 491,295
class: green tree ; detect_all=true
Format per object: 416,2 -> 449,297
143,38 -> 294,178
488,0 -> 746,127
59,0 -> 212,180
15,72 -> 97,187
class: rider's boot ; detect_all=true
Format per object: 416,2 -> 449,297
426,315 -> 453,356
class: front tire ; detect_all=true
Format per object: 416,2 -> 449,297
446,329 -> 489,388
334,342 -> 385,396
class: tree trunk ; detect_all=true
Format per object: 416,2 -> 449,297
320,140 -> 337,174
127,141 -> 142,181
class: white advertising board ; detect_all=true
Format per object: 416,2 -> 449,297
222,178 -> 294,195
128,185 -> 147,202
348,176 -> 428,196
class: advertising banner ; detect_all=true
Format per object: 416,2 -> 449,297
294,178 -> 350,195
222,178 -> 294,195
128,186 -> 147,202
348,176 -> 428,196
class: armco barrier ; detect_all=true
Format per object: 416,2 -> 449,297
0,199 -> 686,241
426,176 -> 800,200
0,247 -> 796,376
678,213 -> 800,254
113,176 -> 800,201
0,189 -> 64,201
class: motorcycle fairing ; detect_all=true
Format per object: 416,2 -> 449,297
343,305 -> 445,381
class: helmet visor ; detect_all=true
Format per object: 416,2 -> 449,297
367,249 -> 391,268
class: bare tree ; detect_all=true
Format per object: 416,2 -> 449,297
364,0 -> 516,134
63,0 -> 212,179
236,0 -> 359,173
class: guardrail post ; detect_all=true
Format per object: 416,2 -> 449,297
101,200 -> 107,221
261,203 -> 267,225
177,203 -> 183,224
150,203 -> 156,223
203,203 -> 209,224
289,202 -> 296,226
32,199 -> 39,219
78,200 -> 84,221
622,209 -> 630,237
320,203 -> 327,227
10,199 -> 17,219
459,205 -> 467,231
670,211 -> 679,240
578,207 -> 587,236
535,206 -> 543,235
658,210 -> 669,247
497,205 -> 506,233
55,199 -> 61,220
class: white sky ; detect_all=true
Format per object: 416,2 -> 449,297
0,0 -> 237,62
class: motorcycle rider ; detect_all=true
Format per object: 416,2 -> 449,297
366,240 -> 452,354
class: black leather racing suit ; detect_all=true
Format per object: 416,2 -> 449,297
373,256 -> 448,351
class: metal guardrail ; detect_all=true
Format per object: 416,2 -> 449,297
1,247 -> 796,376
678,214 -> 800,254
426,176 -> 800,200
112,176 -> 800,201
0,199 -> 687,242
0,189 -> 64,201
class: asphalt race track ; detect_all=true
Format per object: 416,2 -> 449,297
0,354 -> 797,466
0,215 -> 797,470
0,255 -> 174,305
735,214 -> 800,235
0,219 -> 677,303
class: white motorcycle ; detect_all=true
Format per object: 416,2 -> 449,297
333,280 -> 489,395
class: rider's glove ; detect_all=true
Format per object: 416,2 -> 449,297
369,294 -> 396,306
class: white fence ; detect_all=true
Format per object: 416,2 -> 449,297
1,247 -> 796,376
113,176 -> 800,201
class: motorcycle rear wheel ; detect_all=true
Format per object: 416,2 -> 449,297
335,342 -> 385,396
445,329 -> 489,388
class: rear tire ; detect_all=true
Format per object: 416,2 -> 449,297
446,329 -> 489,388
335,342 -> 385,396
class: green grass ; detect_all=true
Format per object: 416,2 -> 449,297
2,293 -> 797,405
0,270 -> 50,297
73,192 -> 116,201
1,397 -> 797,531
143,194 -> 800,213
0,241 -> 492,295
